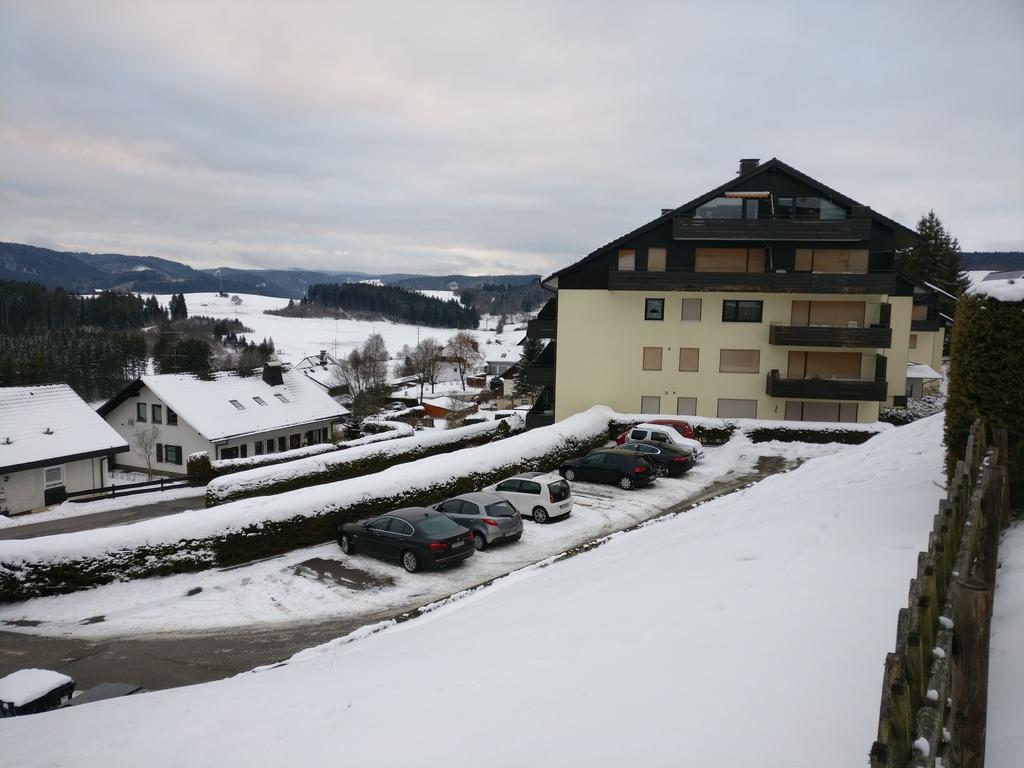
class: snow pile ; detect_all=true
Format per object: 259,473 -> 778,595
0,668 -> 73,707
0,409 -> 605,566
206,416 -> 512,503
986,521 -> 1024,763
0,415 -> 946,766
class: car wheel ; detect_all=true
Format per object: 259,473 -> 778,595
618,475 -> 635,491
563,468 -> 577,482
473,531 -> 487,551
654,464 -> 668,478
339,534 -> 355,555
533,506 -> 549,524
402,550 -> 420,573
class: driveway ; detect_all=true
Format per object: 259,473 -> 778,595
0,492 -> 204,540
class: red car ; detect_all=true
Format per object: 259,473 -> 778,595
615,418 -> 695,445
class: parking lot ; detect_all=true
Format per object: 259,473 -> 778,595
0,437 -> 844,691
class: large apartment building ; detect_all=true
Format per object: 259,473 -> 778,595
527,158 -> 943,427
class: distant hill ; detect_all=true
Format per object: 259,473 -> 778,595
0,242 -> 540,298
961,252 -> 1024,271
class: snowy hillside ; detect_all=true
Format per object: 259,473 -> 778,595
153,292 -> 522,366
0,415 -> 947,767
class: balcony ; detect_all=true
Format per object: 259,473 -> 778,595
525,365 -> 554,388
769,323 -> 892,348
526,317 -> 557,339
524,341 -> 556,388
673,206 -> 871,242
525,386 -> 555,430
608,269 -> 899,295
765,371 -> 888,401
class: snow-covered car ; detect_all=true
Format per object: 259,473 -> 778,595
615,418 -> 695,443
620,423 -> 704,462
383,402 -> 407,412
484,472 -> 573,524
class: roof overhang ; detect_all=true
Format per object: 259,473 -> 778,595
1,444 -> 130,474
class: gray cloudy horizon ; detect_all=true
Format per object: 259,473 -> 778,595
1,0 -> 1022,276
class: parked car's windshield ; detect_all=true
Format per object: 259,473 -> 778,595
548,480 -> 571,501
416,516 -> 462,535
485,501 -> 517,517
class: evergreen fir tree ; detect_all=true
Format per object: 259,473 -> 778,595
513,337 -> 545,398
897,210 -> 970,297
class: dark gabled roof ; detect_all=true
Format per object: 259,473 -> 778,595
542,158 -> 920,287
97,379 -> 145,417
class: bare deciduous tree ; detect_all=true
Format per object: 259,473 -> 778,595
446,330 -> 483,390
409,337 -> 444,401
132,424 -> 162,479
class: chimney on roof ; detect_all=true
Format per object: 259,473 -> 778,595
262,361 -> 284,387
739,158 -> 760,175
661,208 -> 674,216
319,350 -> 327,365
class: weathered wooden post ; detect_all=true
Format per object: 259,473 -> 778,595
950,576 -> 993,768
978,468 -> 1002,588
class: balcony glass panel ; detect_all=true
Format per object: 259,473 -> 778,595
695,197 -> 743,218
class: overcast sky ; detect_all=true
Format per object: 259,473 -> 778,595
1,1 -> 1021,276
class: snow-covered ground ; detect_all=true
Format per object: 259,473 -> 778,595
0,434 -> 841,637
154,292 -> 523,367
0,487 -> 205,530
0,414 -> 945,766
987,520 -> 1024,765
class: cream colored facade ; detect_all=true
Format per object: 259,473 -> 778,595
554,289 -> 913,423
909,327 -> 944,373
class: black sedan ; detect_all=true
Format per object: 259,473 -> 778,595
558,448 -> 657,490
338,507 -> 475,573
618,441 -> 695,477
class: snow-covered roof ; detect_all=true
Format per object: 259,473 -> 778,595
423,397 -> 474,411
0,385 -> 129,473
0,668 -> 74,707
295,352 -> 339,369
906,363 -> 941,380
138,370 -> 349,442
301,365 -> 342,392
970,271 -> 1024,302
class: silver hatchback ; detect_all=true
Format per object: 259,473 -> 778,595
434,491 -> 524,550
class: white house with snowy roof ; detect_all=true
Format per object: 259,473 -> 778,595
98,362 -> 350,473
0,384 -> 129,515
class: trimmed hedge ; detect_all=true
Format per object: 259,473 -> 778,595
747,427 -> 876,445
206,419 -> 518,506
0,430 -> 606,601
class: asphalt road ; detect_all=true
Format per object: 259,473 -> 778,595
0,456 -> 795,694
0,493 -> 205,540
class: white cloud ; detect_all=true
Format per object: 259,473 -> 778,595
1,1 -> 1021,273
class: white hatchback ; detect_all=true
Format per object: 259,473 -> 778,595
484,472 -> 573,524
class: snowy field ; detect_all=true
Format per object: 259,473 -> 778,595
0,415 -> 945,766
987,520 -> 1024,765
0,433 -> 841,637
152,292 -> 523,367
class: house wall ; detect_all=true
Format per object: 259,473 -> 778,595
1,456 -> 110,515
103,383 -> 342,474
553,289 -> 913,423
104,384 -> 211,476
909,327 -> 945,375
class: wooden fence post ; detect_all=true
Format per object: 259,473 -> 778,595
978,468 -> 1002,587
950,576 -> 993,768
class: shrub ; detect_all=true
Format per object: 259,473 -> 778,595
945,293 -> 1024,504
747,427 -> 875,445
